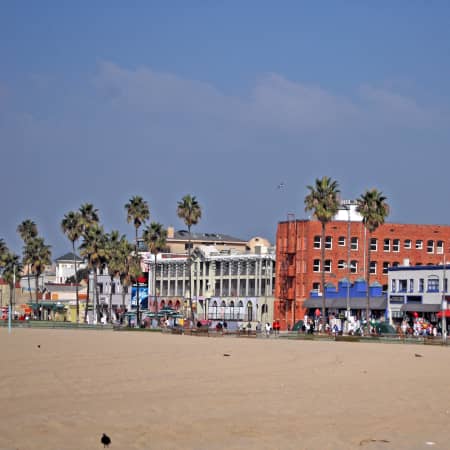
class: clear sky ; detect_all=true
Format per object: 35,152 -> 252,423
1,1 -> 450,257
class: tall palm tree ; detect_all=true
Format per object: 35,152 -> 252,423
356,189 -> 390,330
143,222 -> 168,315
26,237 -> 52,318
79,224 -> 107,324
105,230 -> 129,323
79,203 -> 100,322
17,220 -> 38,301
2,251 -> 22,314
177,194 -> 202,323
125,196 -> 150,326
61,211 -> 83,322
305,176 -> 340,324
0,238 -> 8,266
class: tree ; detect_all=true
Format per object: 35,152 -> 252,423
61,211 -> 83,322
17,220 -> 38,301
2,251 -> 22,315
26,237 -> 52,317
304,176 -> 340,324
125,196 -> 150,326
0,238 -> 8,265
79,224 -> 107,324
79,203 -> 100,322
356,189 -> 390,330
177,194 -> 202,323
143,222 -> 168,315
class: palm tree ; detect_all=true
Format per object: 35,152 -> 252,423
61,211 -> 83,322
177,194 -> 202,323
79,224 -> 107,324
2,251 -> 22,315
17,220 -> 38,301
0,238 -> 9,266
125,196 -> 150,326
79,203 -> 100,322
143,222 -> 168,315
105,230 -> 130,323
356,189 -> 390,330
305,176 -> 340,324
26,237 -> 52,318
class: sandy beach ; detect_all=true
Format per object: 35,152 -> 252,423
0,328 -> 449,450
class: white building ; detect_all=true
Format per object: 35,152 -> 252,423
387,263 -> 448,324
55,253 -> 86,284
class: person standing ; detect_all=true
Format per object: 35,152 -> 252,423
265,322 -> 271,337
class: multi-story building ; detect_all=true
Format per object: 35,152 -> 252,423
142,244 -> 276,328
276,202 -> 450,329
387,264 -> 449,329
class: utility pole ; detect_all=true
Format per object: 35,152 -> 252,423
442,258 -> 447,344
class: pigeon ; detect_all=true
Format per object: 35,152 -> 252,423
223,353 -> 231,357
101,433 -> 111,448
414,353 -> 423,358
37,345 -> 41,349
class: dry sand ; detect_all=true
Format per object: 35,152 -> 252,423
0,328 -> 449,450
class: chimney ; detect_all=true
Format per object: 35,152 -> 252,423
167,226 -> 175,239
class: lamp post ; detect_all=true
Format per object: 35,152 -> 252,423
442,259 -> 447,344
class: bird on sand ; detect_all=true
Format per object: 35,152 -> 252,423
414,353 -> 423,358
101,433 -> 111,448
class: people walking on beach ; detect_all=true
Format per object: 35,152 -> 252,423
265,322 -> 271,337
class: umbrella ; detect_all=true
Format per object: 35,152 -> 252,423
314,308 -> 321,317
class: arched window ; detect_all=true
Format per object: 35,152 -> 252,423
221,300 -> 226,307
261,304 -> 268,314
427,276 -> 439,292
238,300 -> 243,307
247,301 -> 253,322
212,300 -> 218,319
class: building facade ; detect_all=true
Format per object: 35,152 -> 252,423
142,245 -> 276,328
387,264 -> 449,328
276,209 -> 450,329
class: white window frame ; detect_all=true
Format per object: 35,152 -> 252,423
437,240 -> 444,254
313,236 -> 321,249
351,237 -> 358,251
337,260 -> 346,269
325,236 -> 332,250
393,239 -> 400,252
370,238 -> 378,251
338,236 -> 346,246
427,240 -> 434,254
313,259 -> 320,272
416,240 -> 423,250
350,260 -> 358,273
324,260 -> 332,272
384,239 -> 390,252
404,239 -> 412,249
369,261 -> 377,274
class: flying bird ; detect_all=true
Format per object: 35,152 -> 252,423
101,433 -> 111,448
276,182 -> 285,190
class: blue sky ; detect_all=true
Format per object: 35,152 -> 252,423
1,1 -> 450,257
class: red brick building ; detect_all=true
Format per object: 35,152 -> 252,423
275,216 -> 450,329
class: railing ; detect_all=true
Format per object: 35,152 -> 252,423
0,320 -> 113,330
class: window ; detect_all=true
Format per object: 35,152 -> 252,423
382,262 -> 390,274
338,236 -> 346,246
427,240 -> 434,254
393,239 -> 400,252
427,276 -> 439,292
350,260 -> 358,273
416,240 -> 423,250
404,239 -> 412,249
313,259 -> 320,272
369,261 -> 377,274
437,240 -> 444,254
370,238 -> 378,251
337,260 -> 346,269
384,239 -> 390,252
324,260 -> 331,272
351,237 -> 358,251
409,279 -> 414,292
445,278 -> 448,293
399,280 -> 407,292
419,279 -> 424,292
314,236 -> 321,249
391,279 -> 396,292
325,236 -> 332,250
312,282 -> 320,292
392,261 -> 400,267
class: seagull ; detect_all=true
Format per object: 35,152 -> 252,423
276,182 -> 285,190
414,353 -> 423,358
101,433 -> 111,448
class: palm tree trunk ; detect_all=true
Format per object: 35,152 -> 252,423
72,242 -> 79,323
188,225 -> 194,324
153,252 -> 158,315
366,232 -> 371,333
321,222 -> 326,326
135,227 -> 140,327
94,270 -> 99,324
27,264 -> 32,302
35,274 -> 40,320
84,270 -> 90,323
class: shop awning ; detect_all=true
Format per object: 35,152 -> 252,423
400,304 -> 441,313
303,297 -> 387,310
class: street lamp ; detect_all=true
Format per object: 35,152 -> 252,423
442,259 -> 447,344
340,202 -> 352,318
